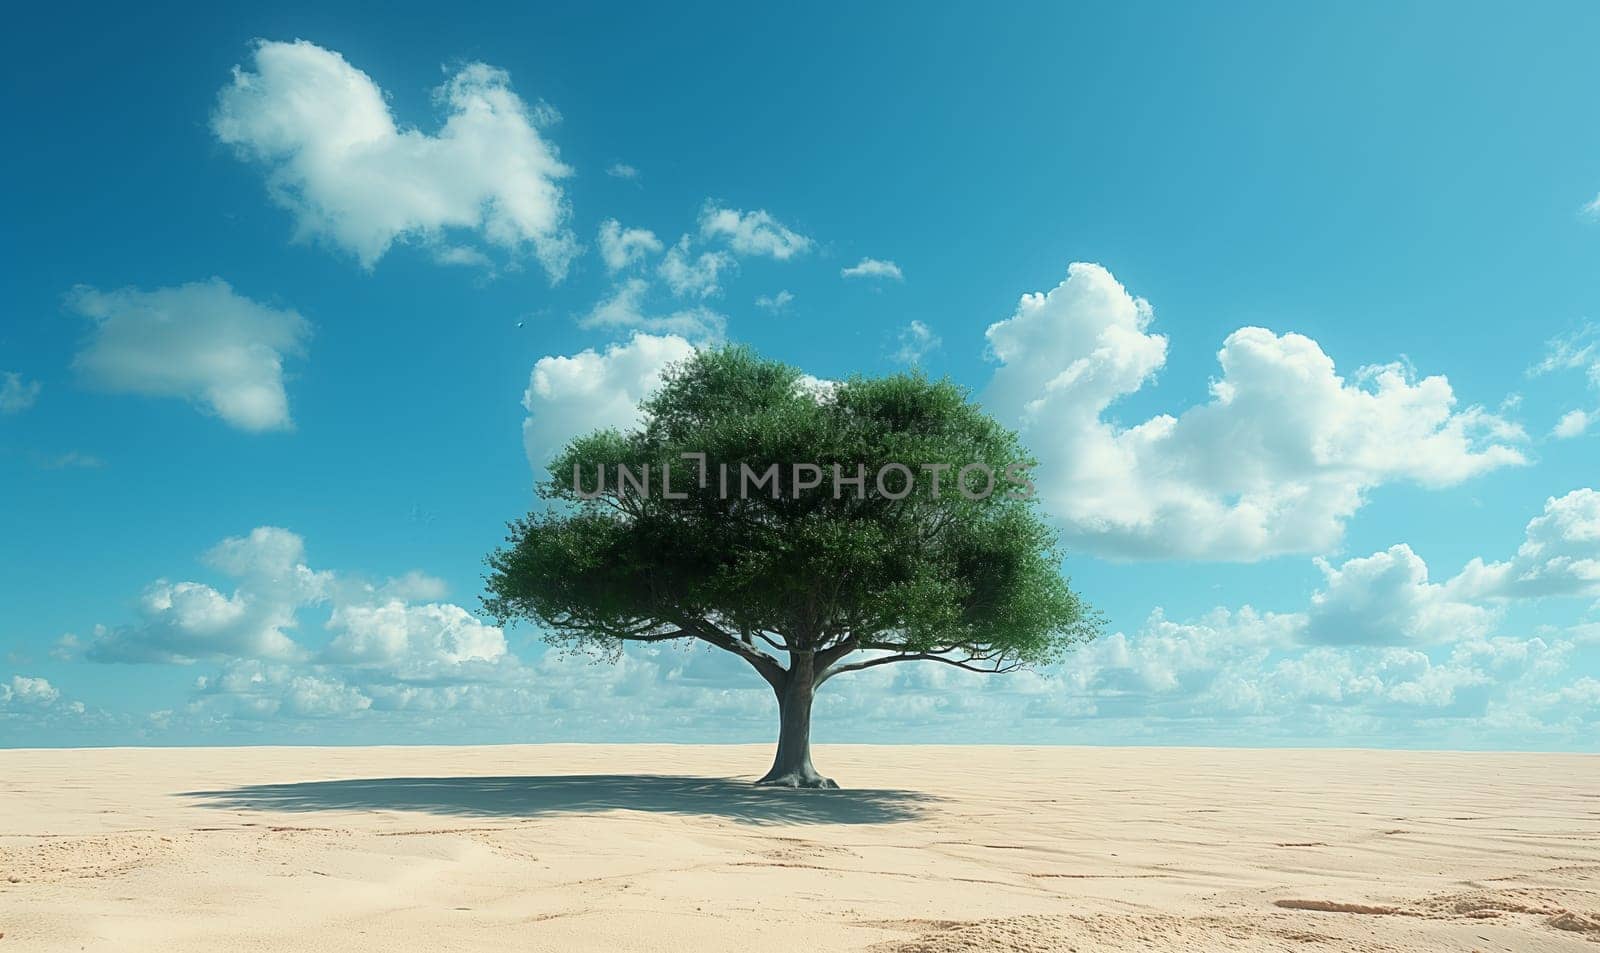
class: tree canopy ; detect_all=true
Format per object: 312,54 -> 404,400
485,345 -> 1099,787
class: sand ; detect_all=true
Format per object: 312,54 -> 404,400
0,744 -> 1596,951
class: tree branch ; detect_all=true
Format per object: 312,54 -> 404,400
816,649 -> 1023,686
743,628 -> 788,653
682,617 -> 788,689
628,629 -> 696,643
813,635 -> 859,679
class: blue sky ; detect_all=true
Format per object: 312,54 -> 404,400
3,2 -> 1599,749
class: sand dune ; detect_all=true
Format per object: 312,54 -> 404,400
1,744 -> 1596,951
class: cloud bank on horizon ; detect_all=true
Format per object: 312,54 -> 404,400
18,491 -> 1599,747
6,30 -> 1600,749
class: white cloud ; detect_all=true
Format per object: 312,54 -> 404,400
50,634 -> 82,662
213,40 -> 576,277
205,525 -> 308,576
432,245 -> 493,269
841,257 -> 904,281
755,290 -> 794,313
374,571 -> 450,603
184,638 -> 772,730
324,601 -> 507,670
88,526 -> 506,690
89,527 -> 331,664
195,662 -> 372,720
1062,607 -> 1294,700
1550,675 -> 1600,708
1044,605 -> 1505,724
892,320 -> 941,364
1037,597 -> 1582,739
580,279 -> 725,341
68,278 -> 310,432
1553,409 -> 1594,439
606,162 -> 639,180
1530,327 -> 1598,441
521,332 -> 695,464
1,675 -> 61,709
1452,488 -> 1600,599
1188,520 -> 1597,652
134,581 -> 295,662
63,528 -> 538,732
1306,544 -> 1496,645
1531,322 -> 1600,388
658,236 -> 735,297
1,371 -> 41,413
697,204 -> 812,260
795,374 -> 839,402
597,219 -> 664,272
984,262 -> 1527,561
282,673 -> 374,717
0,673 -> 90,736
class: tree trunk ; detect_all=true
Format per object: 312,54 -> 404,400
755,652 -> 838,789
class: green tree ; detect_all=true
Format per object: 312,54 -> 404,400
485,347 -> 1098,788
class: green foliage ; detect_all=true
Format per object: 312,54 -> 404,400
484,345 -> 1099,683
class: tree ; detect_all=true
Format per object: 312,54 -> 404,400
484,346 -> 1099,788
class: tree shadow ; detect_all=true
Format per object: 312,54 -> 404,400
182,774 -> 937,825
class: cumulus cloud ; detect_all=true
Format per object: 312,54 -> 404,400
1553,409 -> 1594,439
88,527 -> 331,663
983,262 -> 1527,561
521,332 -> 696,464
658,237 -> 735,297
0,673 -> 93,735
83,523 -> 512,727
195,661 -> 373,720
1452,488 -> 1600,599
597,219 -> 663,272
68,278 -> 310,432
1062,607 -> 1294,702
213,40 -> 576,277
1,371 -> 41,413
755,290 -> 794,313
324,601 -> 507,670
1294,488 -> 1600,646
1,675 -> 61,708
205,526 -> 328,589
1035,605 -> 1542,732
606,162 -> 640,180
1306,544 -> 1496,645
579,279 -> 725,342
892,320 -> 941,364
60,525 -> 533,732
841,257 -> 904,280
697,204 -> 812,260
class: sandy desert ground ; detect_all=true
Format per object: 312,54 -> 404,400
0,744 -> 1597,951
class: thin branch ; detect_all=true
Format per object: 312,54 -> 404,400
628,629 -> 695,643
749,630 -> 788,653
816,650 -> 1022,686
